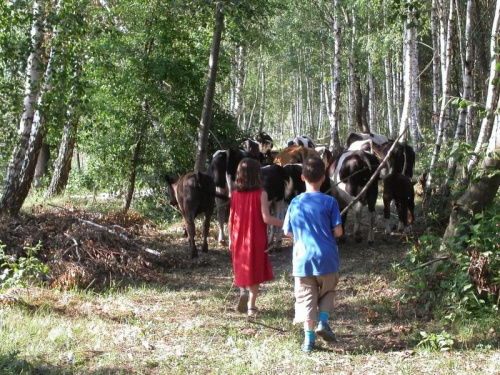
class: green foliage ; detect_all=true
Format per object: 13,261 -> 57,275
417,330 -> 454,352
0,241 -> 49,290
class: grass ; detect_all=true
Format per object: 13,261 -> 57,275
1,195 -> 499,374
1,243 -> 500,374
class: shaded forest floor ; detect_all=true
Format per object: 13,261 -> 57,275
0,203 -> 499,373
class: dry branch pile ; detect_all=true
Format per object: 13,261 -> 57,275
0,206 -> 202,290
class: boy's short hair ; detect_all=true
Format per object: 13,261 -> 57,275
302,156 -> 325,183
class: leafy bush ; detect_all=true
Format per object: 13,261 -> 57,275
0,241 -> 49,290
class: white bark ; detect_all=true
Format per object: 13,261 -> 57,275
329,0 -> 341,150
431,0 -> 441,134
398,0 -> 414,140
384,58 -> 394,137
467,0 -> 500,172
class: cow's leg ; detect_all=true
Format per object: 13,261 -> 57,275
201,211 -> 211,253
267,201 -> 276,247
368,210 -> 376,244
272,200 -> 286,249
185,217 -> 198,259
383,194 -> 392,235
352,201 -> 363,243
366,186 -> 378,244
215,196 -> 226,245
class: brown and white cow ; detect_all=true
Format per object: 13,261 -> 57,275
165,172 -> 217,259
328,150 -> 380,244
273,146 -> 321,167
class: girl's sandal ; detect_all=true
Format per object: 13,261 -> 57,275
247,307 -> 259,319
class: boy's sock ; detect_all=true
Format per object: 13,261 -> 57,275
304,329 -> 315,344
318,311 -> 329,324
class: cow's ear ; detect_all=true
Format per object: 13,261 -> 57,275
165,174 -> 176,184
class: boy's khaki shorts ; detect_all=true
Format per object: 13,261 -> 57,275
294,272 -> 339,324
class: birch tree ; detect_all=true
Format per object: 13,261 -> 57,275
466,0 -> 500,173
0,0 -> 46,215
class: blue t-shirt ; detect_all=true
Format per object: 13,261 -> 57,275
283,192 -> 342,277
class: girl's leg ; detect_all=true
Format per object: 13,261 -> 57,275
248,283 -> 259,309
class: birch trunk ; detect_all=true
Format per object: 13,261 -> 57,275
194,2 -> 224,173
398,0 -> 414,140
426,0 -> 455,198
347,9 -> 356,133
431,0 -> 441,135
234,45 -> 244,128
0,0 -> 45,215
442,0 -> 473,195
466,0 -> 500,173
367,55 -> 376,133
384,58 -> 394,137
45,99 -> 79,197
257,45 -> 266,133
410,25 -> 420,146
329,0 -> 341,151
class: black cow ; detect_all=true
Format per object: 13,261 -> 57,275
283,163 -> 332,202
378,141 -> 416,179
165,172 -> 216,259
260,164 -> 292,248
287,135 -> 316,149
328,150 -> 380,244
383,173 -> 415,234
207,148 -> 261,244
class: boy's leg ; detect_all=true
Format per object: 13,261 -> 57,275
295,277 -> 319,351
315,273 -> 339,342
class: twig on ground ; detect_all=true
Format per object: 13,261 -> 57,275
410,256 -> 449,271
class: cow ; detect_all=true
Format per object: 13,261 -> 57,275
207,147 -> 261,244
165,172 -> 216,259
273,146 -> 321,167
260,164 -> 292,248
255,131 -> 274,155
283,163 -> 332,201
377,141 -> 416,179
383,173 -> 415,234
347,138 -> 415,180
328,150 -> 380,244
287,135 -> 316,149
345,131 -> 389,149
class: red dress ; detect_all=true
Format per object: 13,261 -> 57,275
229,189 -> 274,287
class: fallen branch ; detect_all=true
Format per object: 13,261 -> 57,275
410,256 -> 449,271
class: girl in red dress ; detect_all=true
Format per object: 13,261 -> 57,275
229,158 -> 283,318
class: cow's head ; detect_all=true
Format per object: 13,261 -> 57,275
165,174 -> 179,206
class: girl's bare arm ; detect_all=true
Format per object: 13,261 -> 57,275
261,191 -> 284,226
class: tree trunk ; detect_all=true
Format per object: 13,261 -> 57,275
399,0 -> 415,141
123,122 -> 146,213
466,0 -> 500,173
442,0 -> 473,196
346,9 -> 356,134
384,57 -> 394,138
442,97 -> 500,247
194,2 -> 224,173
410,23 -> 420,147
431,0 -> 441,135
234,45 -> 245,128
45,100 -> 79,198
257,44 -> 266,133
0,0 -> 45,215
33,143 -> 50,188
329,0 -> 341,151
426,0 -> 455,199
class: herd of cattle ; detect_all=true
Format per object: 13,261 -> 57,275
165,132 -> 416,258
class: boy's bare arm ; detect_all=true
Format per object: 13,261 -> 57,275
333,224 -> 343,238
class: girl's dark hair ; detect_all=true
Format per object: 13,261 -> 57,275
302,156 -> 325,183
235,158 -> 262,191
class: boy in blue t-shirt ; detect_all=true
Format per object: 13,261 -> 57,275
283,156 -> 343,352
